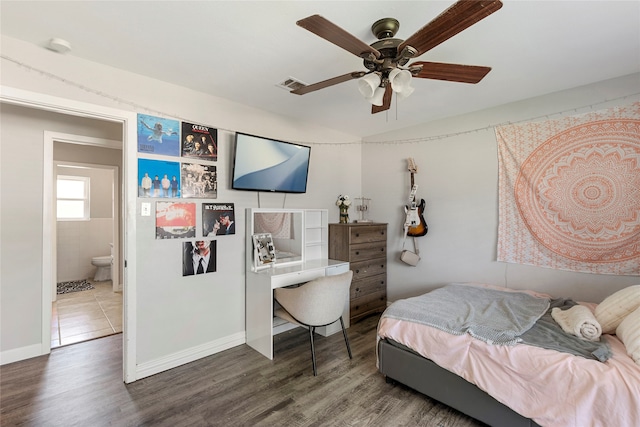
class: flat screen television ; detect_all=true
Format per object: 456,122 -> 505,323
231,132 -> 311,193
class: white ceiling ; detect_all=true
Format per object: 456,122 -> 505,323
1,1 -> 639,138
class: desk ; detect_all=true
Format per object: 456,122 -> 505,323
246,259 -> 350,359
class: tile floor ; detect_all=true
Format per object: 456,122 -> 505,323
51,280 -> 123,348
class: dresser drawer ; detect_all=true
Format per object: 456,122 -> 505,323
349,241 -> 386,262
351,258 -> 386,281
351,274 -> 386,300
349,225 -> 387,244
329,222 -> 387,324
350,290 -> 387,322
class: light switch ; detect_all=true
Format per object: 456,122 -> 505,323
141,202 -> 151,216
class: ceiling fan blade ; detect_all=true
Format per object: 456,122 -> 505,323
399,0 -> 503,57
410,61 -> 492,83
297,15 -> 381,59
291,71 -> 366,95
372,86 -> 393,114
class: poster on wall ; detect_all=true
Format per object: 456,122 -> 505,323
137,113 -> 181,156
182,240 -> 217,276
181,122 -> 218,161
202,203 -> 235,237
180,162 -> 217,198
155,201 -> 196,239
138,158 -> 181,198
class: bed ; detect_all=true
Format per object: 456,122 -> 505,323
376,283 -> 640,427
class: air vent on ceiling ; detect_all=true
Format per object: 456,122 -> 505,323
277,77 -> 307,92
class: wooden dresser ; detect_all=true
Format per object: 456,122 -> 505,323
329,223 -> 387,323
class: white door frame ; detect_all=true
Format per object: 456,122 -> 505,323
1,85 -> 138,383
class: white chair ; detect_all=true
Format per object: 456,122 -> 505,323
274,270 -> 353,376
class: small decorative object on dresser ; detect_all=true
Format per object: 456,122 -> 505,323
329,222 -> 387,323
355,197 -> 372,223
336,194 -> 351,224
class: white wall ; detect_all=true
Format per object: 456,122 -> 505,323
363,73 -> 640,304
0,34 -> 362,372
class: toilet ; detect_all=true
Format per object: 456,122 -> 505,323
91,244 -> 113,282
91,256 -> 112,281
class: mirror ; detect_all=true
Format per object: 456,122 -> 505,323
253,211 -> 303,265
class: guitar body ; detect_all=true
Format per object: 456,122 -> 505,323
406,198 -> 428,237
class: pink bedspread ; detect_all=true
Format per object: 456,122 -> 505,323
378,292 -> 640,427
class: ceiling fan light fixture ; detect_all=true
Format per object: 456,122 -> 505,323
368,86 -> 387,106
358,73 -> 381,99
389,68 -> 412,93
396,85 -> 415,100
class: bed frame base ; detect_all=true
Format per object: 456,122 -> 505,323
378,339 -> 541,427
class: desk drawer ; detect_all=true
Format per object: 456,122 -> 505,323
270,269 -> 323,288
350,225 -> 387,244
351,258 -> 386,280
351,274 -> 386,300
349,241 -> 386,262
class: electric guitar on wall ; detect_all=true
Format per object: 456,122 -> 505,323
404,158 -> 428,237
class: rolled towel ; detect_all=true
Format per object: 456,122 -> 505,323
551,305 -> 602,342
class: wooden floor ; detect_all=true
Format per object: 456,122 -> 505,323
1,314 -> 484,427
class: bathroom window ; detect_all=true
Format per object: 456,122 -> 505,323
57,175 -> 90,220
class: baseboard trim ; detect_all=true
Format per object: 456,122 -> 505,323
1,343 -> 45,366
135,332 -> 246,380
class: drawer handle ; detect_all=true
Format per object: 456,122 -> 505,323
355,269 -> 360,273
355,251 -> 360,255
355,233 -> 360,237
355,287 -> 360,292
380,248 -> 384,252
381,231 -> 385,235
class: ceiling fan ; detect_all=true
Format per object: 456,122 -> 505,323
290,0 -> 503,114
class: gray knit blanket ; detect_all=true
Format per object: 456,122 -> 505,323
382,284 -> 550,345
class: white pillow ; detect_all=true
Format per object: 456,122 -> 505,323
594,285 -> 640,334
616,305 -> 640,366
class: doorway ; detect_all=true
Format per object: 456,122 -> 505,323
0,86 -> 140,382
51,158 -> 123,348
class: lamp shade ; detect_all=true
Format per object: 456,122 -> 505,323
396,84 -> 415,100
369,86 -> 387,106
358,73 -> 381,99
389,68 -> 412,93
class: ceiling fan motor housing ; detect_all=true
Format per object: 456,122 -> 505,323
364,38 -> 410,73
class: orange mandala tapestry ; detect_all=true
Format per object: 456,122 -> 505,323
496,103 -> 640,275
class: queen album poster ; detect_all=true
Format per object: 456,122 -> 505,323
137,114 -> 180,156
155,202 -> 196,239
181,122 -> 218,161
202,203 -> 235,237
181,162 -> 217,199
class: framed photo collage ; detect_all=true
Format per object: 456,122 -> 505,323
136,113 -> 234,276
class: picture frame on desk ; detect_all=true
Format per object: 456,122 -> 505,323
252,233 -> 276,270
